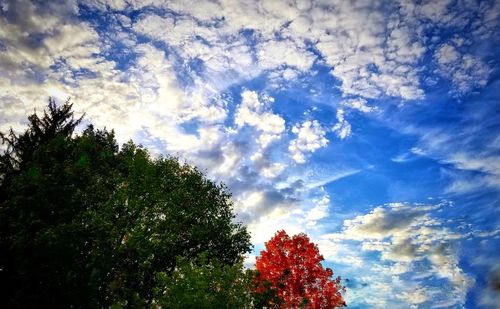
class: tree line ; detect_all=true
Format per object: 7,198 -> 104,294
0,99 -> 345,308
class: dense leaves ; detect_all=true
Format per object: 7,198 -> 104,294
154,253 -> 253,308
0,98 -> 83,190
0,99 -> 251,308
254,230 -> 346,308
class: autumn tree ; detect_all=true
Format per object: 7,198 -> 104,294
0,99 -> 252,308
254,230 -> 346,308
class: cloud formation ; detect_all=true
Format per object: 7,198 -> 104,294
288,120 -> 328,164
0,0 -> 499,307
321,202 -> 472,307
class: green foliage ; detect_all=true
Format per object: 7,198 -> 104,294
0,98 -> 83,186
153,253 -> 253,308
0,99 -> 252,308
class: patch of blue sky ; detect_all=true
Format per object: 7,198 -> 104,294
178,119 -> 200,136
255,67 -> 343,126
77,7 -> 138,71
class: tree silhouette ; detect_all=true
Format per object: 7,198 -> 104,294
0,98 -> 251,308
0,98 -> 82,188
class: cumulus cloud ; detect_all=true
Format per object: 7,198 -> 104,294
288,120 -> 328,163
250,151 -> 285,179
398,287 -> 429,307
322,202 -> 473,307
257,39 -> 316,72
311,2 -> 426,100
124,0 -> 493,102
304,193 -> 330,226
435,43 -> 489,94
84,0 -> 128,11
234,90 -> 285,148
243,187 -> 335,244
0,0 -> 109,131
1,0 -> 495,146
132,12 -> 256,85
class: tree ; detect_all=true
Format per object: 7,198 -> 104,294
153,253 -> 253,309
253,230 -> 346,309
0,99 -> 252,308
0,98 -> 83,190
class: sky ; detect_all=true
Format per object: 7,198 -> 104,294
0,0 -> 499,307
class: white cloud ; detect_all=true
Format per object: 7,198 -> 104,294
330,202 -> 473,307
304,193 -> 329,226
288,120 -> 328,163
251,151 -> 285,179
1,0 -> 488,170
435,43 -> 489,94
312,2 -> 425,100
435,43 -> 460,64
444,152 -> 500,192
133,14 -> 192,48
242,187 -> 336,246
128,0 -> 492,102
210,141 -> 243,178
341,98 -> 376,113
0,0 -> 98,72
257,39 -> 316,72
84,0 -> 128,11
397,286 -> 428,306
281,68 -> 299,80
234,90 -> 285,148
237,190 -> 302,244
332,109 -> 351,139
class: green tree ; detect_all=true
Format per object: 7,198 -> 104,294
153,253 -> 253,309
0,99 -> 252,308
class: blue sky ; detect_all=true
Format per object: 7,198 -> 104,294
1,0 -> 499,307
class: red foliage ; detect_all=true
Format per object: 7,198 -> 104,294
254,230 -> 346,308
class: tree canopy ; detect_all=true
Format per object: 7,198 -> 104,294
0,99 -> 252,308
154,253 -> 253,308
254,230 -> 346,308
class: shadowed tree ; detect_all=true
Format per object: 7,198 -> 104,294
0,98 -> 251,308
154,253 -> 253,309
0,98 -> 83,188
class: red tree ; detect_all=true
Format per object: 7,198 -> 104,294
254,230 -> 346,308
